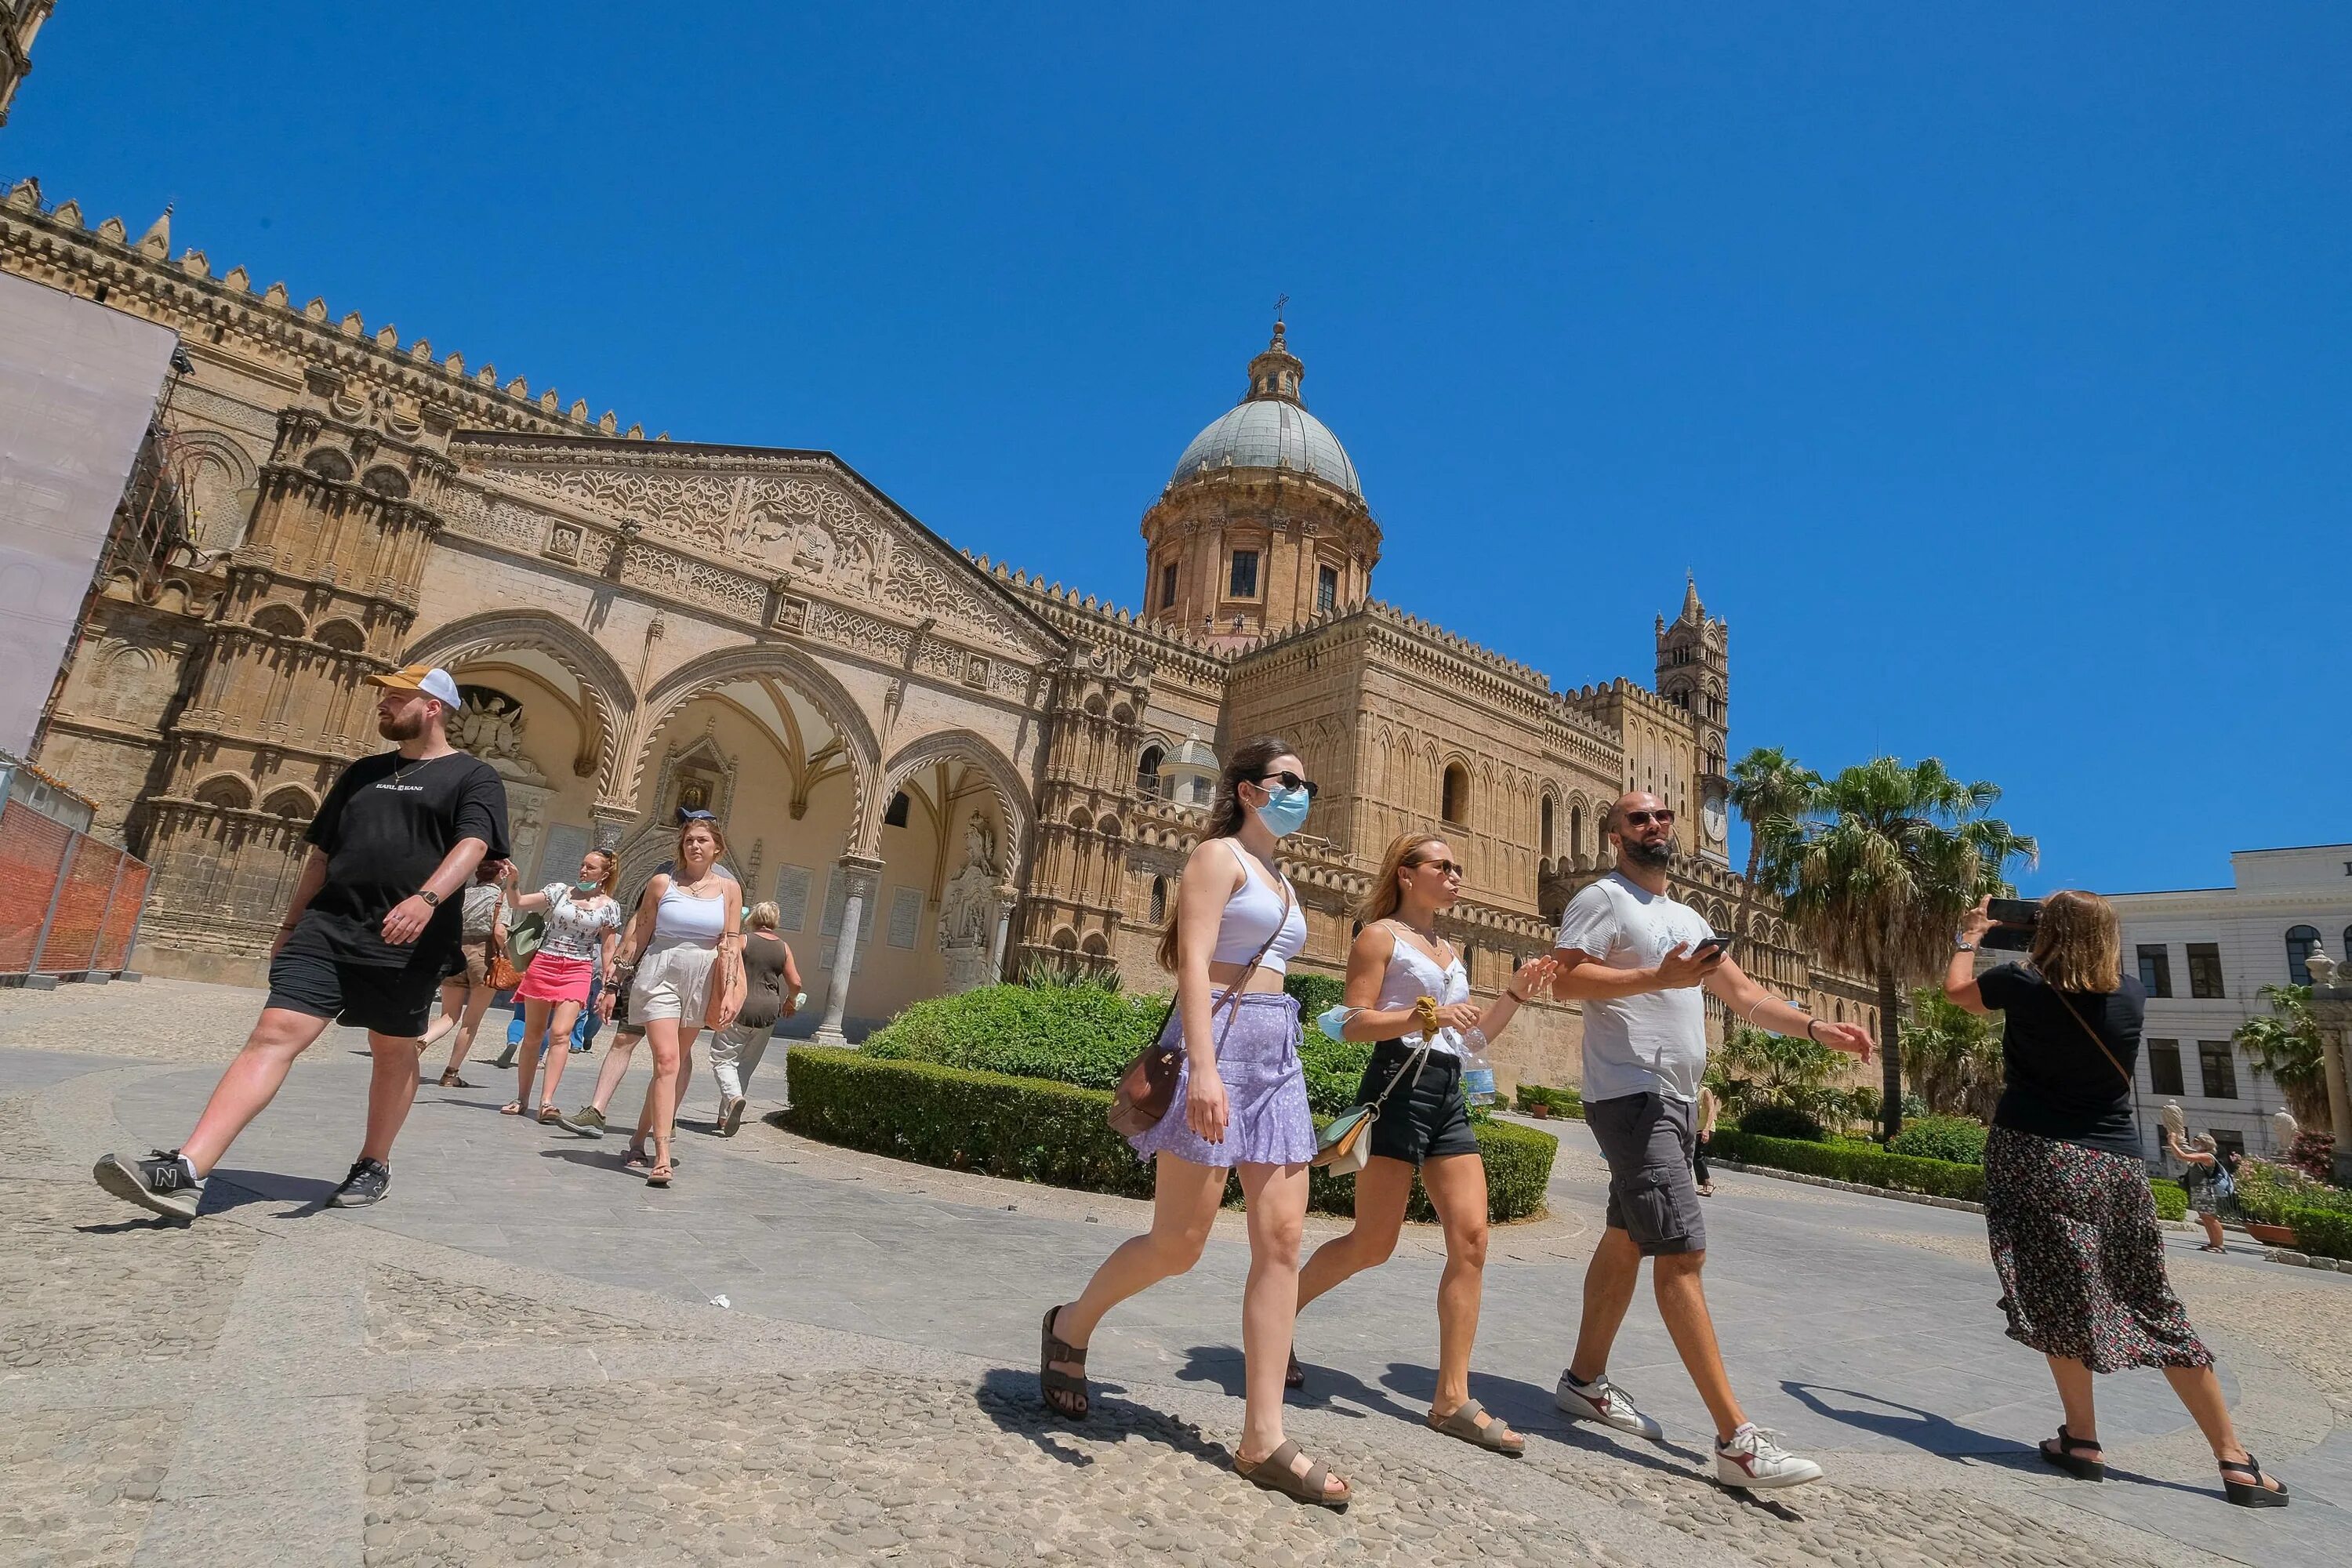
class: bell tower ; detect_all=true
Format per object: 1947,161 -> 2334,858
1656,575 -> 1732,866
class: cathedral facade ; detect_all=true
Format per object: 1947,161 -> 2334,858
0,180 -> 1878,1086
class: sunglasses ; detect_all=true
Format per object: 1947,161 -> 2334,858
1254,771 -> 1319,800
1622,808 -> 1675,826
1408,858 -> 1465,877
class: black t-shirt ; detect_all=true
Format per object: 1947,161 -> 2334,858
1978,962 -> 2145,1158
299,750 -> 511,968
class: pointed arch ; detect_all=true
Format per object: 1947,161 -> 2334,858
638,643 -> 881,836
405,609 -> 637,794
873,727 -> 1033,869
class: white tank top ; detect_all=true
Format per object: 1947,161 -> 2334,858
651,881 -> 728,945
1375,923 -> 1470,1057
1209,841 -> 1308,974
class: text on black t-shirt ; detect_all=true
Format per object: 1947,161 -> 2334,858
301,750 -> 511,968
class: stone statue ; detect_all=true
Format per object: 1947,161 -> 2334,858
452,688 -> 545,785
938,815 -> 1000,992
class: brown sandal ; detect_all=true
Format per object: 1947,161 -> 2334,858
438,1069 -> 474,1089
645,1161 -> 672,1188
536,1105 -> 561,1124
1040,1306 -> 1090,1420
1428,1398 -> 1524,1455
1234,1439 -> 1349,1509
499,1102 -> 524,1116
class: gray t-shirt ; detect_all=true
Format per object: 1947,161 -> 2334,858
1555,871 -> 1715,1105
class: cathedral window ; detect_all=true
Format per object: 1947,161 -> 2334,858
1159,561 -> 1178,612
884,791 -> 911,829
1149,876 -> 1168,925
1228,550 -> 1259,599
1135,745 -> 1165,797
1540,797 -> 1554,859
1441,762 -> 1469,826
1316,565 -> 1338,614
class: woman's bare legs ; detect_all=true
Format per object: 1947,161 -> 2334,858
1052,1156 -> 1226,1363
2165,1363 -> 2285,1491
1232,1160 -> 1345,1498
2197,1210 -> 2225,1249
1296,1157 -> 1414,1311
1418,1152 -> 1509,1435
438,982 -> 495,1080
583,1029 -> 640,1116
637,1021 -> 702,1174
533,1001 -> 583,1107
510,998 -> 555,1109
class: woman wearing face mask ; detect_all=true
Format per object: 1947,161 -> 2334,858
498,851 -> 623,1120
608,818 -> 743,1186
1040,738 -> 1350,1508
1290,832 -> 1556,1454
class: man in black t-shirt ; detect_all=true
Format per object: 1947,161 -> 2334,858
95,665 -> 510,1219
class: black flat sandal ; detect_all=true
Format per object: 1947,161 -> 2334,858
2039,1425 -> 2105,1482
2221,1454 -> 2289,1508
1040,1306 -> 1090,1420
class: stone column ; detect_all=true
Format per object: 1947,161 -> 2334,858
814,855 -> 884,1046
987,890 -> 1018,983
2306,950 -> 2352,1186
589,803 -> 635,852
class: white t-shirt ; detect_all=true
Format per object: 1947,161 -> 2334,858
1554,871 -> 1715,1104
535,884 -> 623,962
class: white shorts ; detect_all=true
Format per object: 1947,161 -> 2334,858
630,940 -> 717,1024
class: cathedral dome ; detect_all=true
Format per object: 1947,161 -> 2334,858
1166,324 -> 1363,500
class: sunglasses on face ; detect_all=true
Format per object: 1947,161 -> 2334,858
1254,771 -> 1319,800
1622,809 -> 1675,826
1409,858 -> 1465,877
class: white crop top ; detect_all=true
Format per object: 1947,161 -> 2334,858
1209,841 -> 1308,975
1376,924 -> 1471,1057
650,881 -> 728,945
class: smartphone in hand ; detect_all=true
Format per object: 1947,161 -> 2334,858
1692,935 -> 1735,964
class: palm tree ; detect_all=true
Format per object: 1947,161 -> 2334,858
1728,746 -> 1819,926
2234,983 -> 2328,1126
1780,757 -> 2036,1139
1900,984 -> 2002,1120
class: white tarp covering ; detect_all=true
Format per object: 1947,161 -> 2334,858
0,271 -> 177,756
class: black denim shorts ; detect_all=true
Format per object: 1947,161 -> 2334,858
266,925 -> 442,1039
1356,1040 -> 1482,1167
1585,1091 -> 1705,1255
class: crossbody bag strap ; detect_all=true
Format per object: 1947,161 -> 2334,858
2054,989 -> 2134,1090
1173,848 -> 1298,1058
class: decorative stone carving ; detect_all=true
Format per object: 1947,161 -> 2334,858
938,814 -> 1000,993
451,684 -> 545,786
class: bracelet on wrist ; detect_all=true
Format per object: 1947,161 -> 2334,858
1505,988 -> 1528,1005
1804,1016 -> 1822,1042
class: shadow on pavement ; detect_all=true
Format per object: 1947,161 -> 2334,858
1470,1369 -> 1712,1468
1178,1345 -> 1404,1426
200,1167 -> 340,1217
972,1365 -> 1233,1472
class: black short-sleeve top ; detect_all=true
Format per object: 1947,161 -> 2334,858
1977,962 -> 2145,1159
302,750 -> 511,969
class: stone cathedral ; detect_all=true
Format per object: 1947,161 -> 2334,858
1,177 -> 1878,1085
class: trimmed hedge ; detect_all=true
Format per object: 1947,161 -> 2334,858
2150,1179 -> 2188,1222
1513,1082 -> 1584,1118
783,1047 -> 1556,1223
1711,1127 -> 1985,1202
2284,1204 -> 2352,1260
1886,1116 -> 1990,1167
1737,1104 -> 1825,1143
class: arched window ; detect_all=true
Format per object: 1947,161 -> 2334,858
1540,796 -> 1554,859
194,775 -> 252,811
250,604 -> 306,638
883,791 -> 911,829
1135,744 -> 1165,798
2285,925 -> 2322,985
300,448 -> 354,481
1149,876 -> 1168,925
1440,762 -> 1469,826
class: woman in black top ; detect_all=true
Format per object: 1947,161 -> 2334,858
1947,891 -> 2286,1508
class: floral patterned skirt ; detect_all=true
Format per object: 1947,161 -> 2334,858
1984,1126 -> 2212,1374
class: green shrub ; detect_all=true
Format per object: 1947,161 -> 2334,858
1513,1082 -> 1584,1117
1297,1027 -> 1374,1118
1283,970 -> 1346,1021
785,1047 -> 1557,1222
1710,1127 -> 1985,1202
1886,1115 -> 1989,1167
1738,1104 -> 1825,1142
2151,1179 -> 2187,1222
2283,1204 -> 2352,1260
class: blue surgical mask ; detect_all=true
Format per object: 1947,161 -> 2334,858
1255,786 -> 1312,838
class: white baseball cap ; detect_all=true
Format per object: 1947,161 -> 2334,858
366,664 -> 463,710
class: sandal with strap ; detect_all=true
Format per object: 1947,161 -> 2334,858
1428,1397 -> 1525,1455
1234,1438 -> 1349,1509
2039,1425 -> 2105,1482
438,1069 -> 474,1089
644,1161 -> 672,1189
2221,1454 -> 2289,1508
1285,1349 -> 1305,1391
499,1101 -> 525,1116
1040,1306 -> 1090,1420
535,1105 -> 561,1124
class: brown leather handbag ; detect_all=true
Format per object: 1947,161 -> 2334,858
1109,876 -> 1294,1138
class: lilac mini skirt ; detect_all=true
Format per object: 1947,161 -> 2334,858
1128,992 -> 1318,1169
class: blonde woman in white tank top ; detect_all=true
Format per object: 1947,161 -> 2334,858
1040,738 -> 1352,1508
1292,832 -> 1559,1454
608,818 -> 743,1187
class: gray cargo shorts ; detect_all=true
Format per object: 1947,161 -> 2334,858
1585,1091 -> 1706,1256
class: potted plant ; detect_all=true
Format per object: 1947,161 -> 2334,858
2231,1158 -> 2301,1247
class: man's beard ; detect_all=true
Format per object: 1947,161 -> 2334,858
1621,836 -> 1673,870
377,710 -> 424,742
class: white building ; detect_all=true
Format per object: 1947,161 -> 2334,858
2109,844 -> 2352,1166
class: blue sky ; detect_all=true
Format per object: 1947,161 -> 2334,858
7,4 -> 2346,896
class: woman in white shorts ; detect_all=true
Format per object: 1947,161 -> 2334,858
606,818 -> 742,1186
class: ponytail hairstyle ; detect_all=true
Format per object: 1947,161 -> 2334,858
1359,831 -> 1447,925
583,848 -> 618,897
1156,734 -> 1297,971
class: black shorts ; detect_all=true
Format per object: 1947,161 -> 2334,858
1356,1040 -> 1482,1167
1586,1091 -> 1705,1256
267,925 -> 444,1039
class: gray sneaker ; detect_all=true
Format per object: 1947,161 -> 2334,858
329,1158 -> 392,1207
94,1149 -> 204,1220
1555,1370 -> 1664,1440
555,1105 -> 607,1138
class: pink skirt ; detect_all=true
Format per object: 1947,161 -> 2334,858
516,951 -> 594,1005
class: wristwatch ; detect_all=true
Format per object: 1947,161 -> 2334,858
417,889 -> 441,909
1953,935 -> 1975,952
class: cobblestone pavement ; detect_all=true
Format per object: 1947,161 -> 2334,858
2,978 -> 2346,1567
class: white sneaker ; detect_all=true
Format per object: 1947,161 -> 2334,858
1555,1370 -> 1664,1440
1714,1425 -> 1823,1490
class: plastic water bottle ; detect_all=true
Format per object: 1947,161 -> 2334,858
1459,1028 -> 1497,1107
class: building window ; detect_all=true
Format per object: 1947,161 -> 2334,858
1540,796 -> 1554,859
1134,744 -> 1165,797
2198,1041 -> 2238,1100
2285,925 -> 2321,985
1149,875 -> 1168,926
2136,944 -> 2172,998
2210,1129 -> 2246,1164
1570,804 -> 1583,858
2147,1040 -> 2185,1096
2187,943 -> 2225,999
1228,549 -> 1259,599
1159,561 -> 1177,612
1316,565 -> 1338,614
1440,762 -> 1469,826
883,791 -> 911,829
